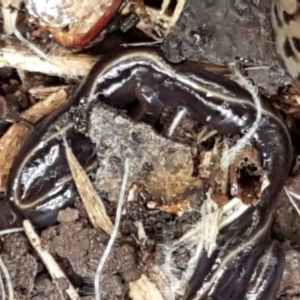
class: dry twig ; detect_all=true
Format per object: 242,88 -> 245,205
0,267 -> 5,300
284,187 -> 300,218
0,228 -> 23,237
0,43 -> 97,77
23,219 -> 80,300
167,107 -> 187,137
0,255 -> 13,300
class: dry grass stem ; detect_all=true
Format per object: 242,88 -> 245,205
0,89 -> 68,190
94,159 -> 129,300
284,187 -> 300,218
23,220 -> 80,300
0,228 -> 23,237
197,127 -> 218,144
61,134 -> 114,234
158,196 -> 250,297
167,107 -> 187,137
0,255 -> 13,300
0,267 -> 5,300
0,43 -> 97,77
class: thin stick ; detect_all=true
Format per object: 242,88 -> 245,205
287,189 -> 300,201
23,219 -> 80,300
167,107 -> 187,137
284,187 -> 300,218
0,267 -> 5,300
94,159 -> 129,300
0,43 -> 97,77
0,228 -> 23,237
0,256 -> 13,300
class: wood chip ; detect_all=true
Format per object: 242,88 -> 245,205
129,274 -> 164,300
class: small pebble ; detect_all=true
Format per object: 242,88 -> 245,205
57,208 -> 80,223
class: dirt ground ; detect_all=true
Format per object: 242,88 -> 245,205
0,0 -> 300,300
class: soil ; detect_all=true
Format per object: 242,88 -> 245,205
0,0 -> 300,300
